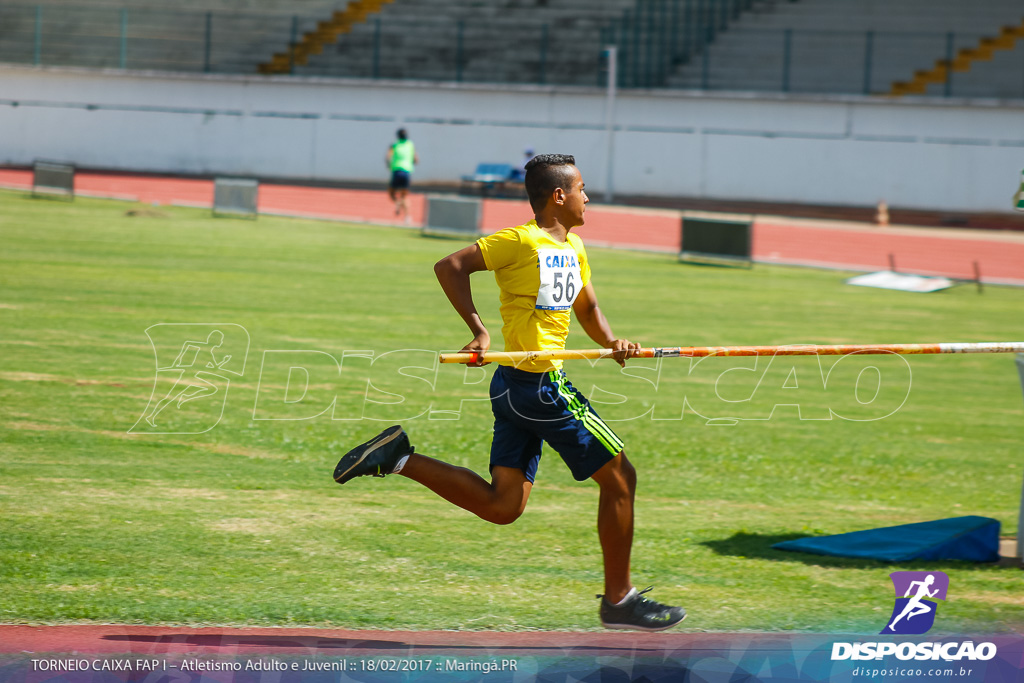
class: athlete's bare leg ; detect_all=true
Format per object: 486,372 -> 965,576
396,188 -> 409,219
402,450 -> 635,603
591,452 -> 636,604
400,456 -> 531,525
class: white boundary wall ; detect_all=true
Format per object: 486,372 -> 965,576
1,64 -> 1023,213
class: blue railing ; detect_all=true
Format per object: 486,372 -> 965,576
1,3 -> 1020,99
602,0 -> 760,89
0,5 -> 303,74
0,6 -> 568,84
602,14 -> 1024,98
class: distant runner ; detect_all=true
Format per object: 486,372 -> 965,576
386,128 -> 418,223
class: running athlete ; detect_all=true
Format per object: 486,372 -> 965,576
333,154 -> 686,631
386,128 -> 418,222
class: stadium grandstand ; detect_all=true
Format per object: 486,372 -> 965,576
1,0 -> 1022,98
0,0 -> 337,74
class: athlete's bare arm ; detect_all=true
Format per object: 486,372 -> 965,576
434,243 -> 490,367
572,282 -> 639,367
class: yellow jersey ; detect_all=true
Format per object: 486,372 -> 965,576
477,220 -> 592,373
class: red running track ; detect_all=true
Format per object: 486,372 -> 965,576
3,169 -> 1023,285
0,624 -> 790,657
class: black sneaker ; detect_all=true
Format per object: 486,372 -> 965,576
598,587 -> 687,631
333,425 -> 414,485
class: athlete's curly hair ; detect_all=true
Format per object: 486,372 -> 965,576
524,154 -> 577,212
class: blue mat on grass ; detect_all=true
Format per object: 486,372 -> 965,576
772,516 -> 1000,562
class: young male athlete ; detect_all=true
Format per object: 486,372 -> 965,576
334,154 -> 686,631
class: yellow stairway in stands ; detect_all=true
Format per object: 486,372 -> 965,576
890,19 -> 1024,95
258,0 -> 394,74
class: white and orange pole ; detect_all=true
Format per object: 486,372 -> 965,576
439,342 -> 1024,365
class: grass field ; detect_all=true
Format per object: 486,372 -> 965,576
1,189 -> 1022,633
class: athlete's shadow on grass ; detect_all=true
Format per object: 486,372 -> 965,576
702,532 -> 1004,571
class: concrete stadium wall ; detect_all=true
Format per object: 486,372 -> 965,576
1,64 -> 1022,213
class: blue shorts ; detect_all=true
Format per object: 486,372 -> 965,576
488,365 -> 624,483
390,170 -> 411,189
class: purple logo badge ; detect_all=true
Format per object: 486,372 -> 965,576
881,571 -> 949,635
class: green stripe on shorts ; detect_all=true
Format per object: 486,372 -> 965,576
551,371 -> 624,455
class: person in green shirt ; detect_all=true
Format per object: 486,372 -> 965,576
386,128 -> 418,222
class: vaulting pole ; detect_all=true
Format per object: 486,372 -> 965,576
439,342 -> 1024,364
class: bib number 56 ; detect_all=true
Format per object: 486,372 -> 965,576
536,248 -> 582,310
552,271 -> 576,303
